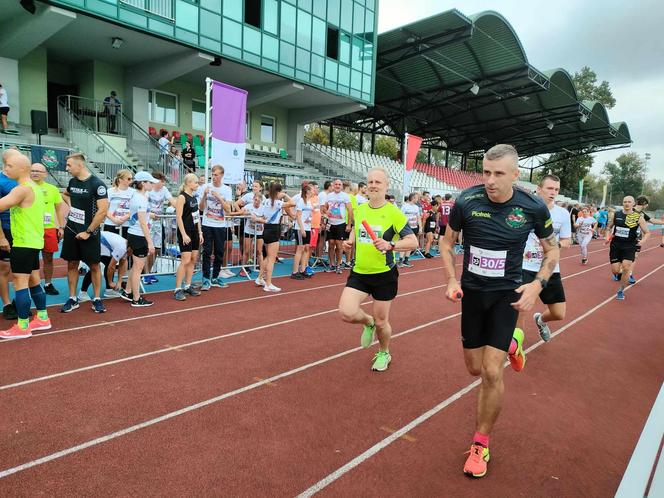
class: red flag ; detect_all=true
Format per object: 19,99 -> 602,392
405,134 -> 423,171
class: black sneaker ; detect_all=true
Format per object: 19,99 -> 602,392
184,286 -> 201,296
44,282 -> 59,295
300,271 -> 312,279
91,298 -> 107,313
131,296 -> 154,307
119,289 -> 133,302
424,253 -> 433,259
290,272 -> 305,280
3,302 -> 17,320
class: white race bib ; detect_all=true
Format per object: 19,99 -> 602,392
44,212 -> 52,225
468,245 -> 507,277
429,221 -> 436,229
68,207 -> 85,225
192,211 -> 200,225
615,226 -> 630,238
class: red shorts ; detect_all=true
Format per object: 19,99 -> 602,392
43,228 -> 59,253
309,228 -> 319,248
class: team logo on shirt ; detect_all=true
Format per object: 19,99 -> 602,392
97,185 -> 107,196
505,207 -> 526,228
625,212 -> 640,228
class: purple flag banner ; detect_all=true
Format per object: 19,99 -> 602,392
210,80 -> 248,184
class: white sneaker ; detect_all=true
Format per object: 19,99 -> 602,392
263,284 -> 281,292
254,277 -> 266,287
104,288 -> 121,298
221,269 -> 235,278
77,291 -> 91,302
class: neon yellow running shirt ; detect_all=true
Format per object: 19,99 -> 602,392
10,181 -> 45,249
39,182 -> 62,229
353,202 -> 412,274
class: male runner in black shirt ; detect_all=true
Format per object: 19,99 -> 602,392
628,196 -> 664,282
61,153 -> 109,313
606,195 -> 649,300
440,144 -> 559,478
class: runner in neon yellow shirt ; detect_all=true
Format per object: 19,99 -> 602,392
0,151 -> 51,340
338,168 -> 418,372
30,163 -> 65,295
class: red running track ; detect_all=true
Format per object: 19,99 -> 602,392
0,239 -> 662,496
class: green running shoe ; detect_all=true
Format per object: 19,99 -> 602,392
361,321 -> 375,348
371,351 -> 391,372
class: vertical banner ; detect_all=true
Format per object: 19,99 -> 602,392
402,132 -> 423,197
208,79 -> 248,184
601,183 -> 608,207
578,178 -> 584,203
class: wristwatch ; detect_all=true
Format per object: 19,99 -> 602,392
534,276 -> 548,289
85,228 -> 94,235
389,241 -> 396,251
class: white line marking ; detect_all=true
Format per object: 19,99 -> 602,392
0,313 -> 461,480
0,284 -> 443,391
296,262 -> 664,497
1,245 -> 631,392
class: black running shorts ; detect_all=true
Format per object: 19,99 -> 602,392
522,270 -> 566,305
609,242 -> 637,264
295,230 -> 311,245
262,224 -> 281,244
10,247 -> 40,274
61,230 -> 101,264
460,288 -> 519,352
346,267 -> 399,301
177,229 -> 200,253
327,223 -> 349,241
127,233 -> 149,258
0,228 -> 13,261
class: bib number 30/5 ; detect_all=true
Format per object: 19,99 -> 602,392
468,245 -> 507,277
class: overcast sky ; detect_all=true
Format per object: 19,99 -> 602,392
378,0 -> 664,181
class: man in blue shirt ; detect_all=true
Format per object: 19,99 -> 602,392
597,207 -> 609,237
0,151 -> 19,319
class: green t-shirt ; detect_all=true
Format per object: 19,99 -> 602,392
354,202 -> 412,274
10,181 -> 45,250
39,181 -> 62,229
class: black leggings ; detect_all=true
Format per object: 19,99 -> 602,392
201,225 -> 229,279
81,256 -> 113,292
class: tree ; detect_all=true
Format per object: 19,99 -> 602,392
374,135 -> 398,159
602,152 -> 647,202
581,173 -> 605,205
303,124 -> 329,145
572,66 -> 616,108
416,149 -> 428,163
537,152 -> 594,197
332,128 -> 359,150
642,179 -> 664,211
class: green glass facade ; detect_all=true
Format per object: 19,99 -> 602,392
48,0 -> 377,103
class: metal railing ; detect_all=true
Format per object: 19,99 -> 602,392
57,100 -> 129,183
119,0 -> 174,21
302,143 -> 367,185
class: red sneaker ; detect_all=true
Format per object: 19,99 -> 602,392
0,323 -> 32,340
29,316 -> 52,331
463,443 -> 490,478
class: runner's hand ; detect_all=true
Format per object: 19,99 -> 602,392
76,231 -> 90,241
300,229 -> 306,238
182,233 -> 191,245
511,282 -> 540,311
445,278 -> 462,302
0,238 -> 9,252
373,238 -> 391,253
148,243 -> 156,255
57,228 -> 64,241
345,224 -> 352,233
199,232 -> 204,244
342,239 -> 354,251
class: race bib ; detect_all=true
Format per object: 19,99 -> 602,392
615,226 -> 630,238
358,224 -> 382,244
68,206 -> 85,224
44,212 -> 52,225
407,215 -> 418,228
192,211 -> 200,225
468,245 -> 507,277
113,208 -> 130,218
429,221 -> 436,229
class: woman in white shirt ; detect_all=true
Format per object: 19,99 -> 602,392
253,182 -> 291,292
291,183 -> 316,280
233,193 -> 264,277
575,207 -> 597,265
103,169 -> 134,297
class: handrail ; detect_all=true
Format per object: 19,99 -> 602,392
57,99 -> 129,182
301,143 -> 366,185
58,94 -> 183,182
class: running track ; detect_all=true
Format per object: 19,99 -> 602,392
1,239 -> 663,496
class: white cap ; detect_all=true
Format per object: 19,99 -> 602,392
134,171 -> 159,183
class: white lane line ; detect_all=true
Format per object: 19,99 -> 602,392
0,312 -> 461,480
1,245 -> 630,392
0,284 -> 443,392
296,262 -> 664,497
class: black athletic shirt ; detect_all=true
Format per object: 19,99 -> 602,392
66,175 -> 108,234
449,185 -> 553,291
180,191 -> 199,233
610,210 -> 642,246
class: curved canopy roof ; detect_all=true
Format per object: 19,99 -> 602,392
327,9 -> 631,157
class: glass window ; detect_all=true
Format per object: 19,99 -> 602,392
364,8 -> 374,36
327,25 -> 339,60
244,26 -> 261,54
175,0 -> 198,32
340,0 -> 352,32
352,35 -> 364,69
363,73 -> 371,93
263,0 -> 279,35
245,0 -> 261,28
351,69 -> 362,90
200,0 -> 221,11
338,64 -> 350,86
297,9 -> 311,49
149,90 -> 178,125
192,99 -> 205,130
339,32 -> 351,65
280,41 -> 295,66
298,0 -> 311,10
280,2 -> 296,43
311,17 -> 325,55
311,54 -> 324,77
260,115 -> 275,143
353,2 -> 364,35
296,47 -> 310,72
325,59 -> 338,81
263,34 -> 279,60
224,0 -> 242,21
313,0 -> 325,19
200,12 -> 221,41
223,18 -> 242,48
327,0 -> 340,26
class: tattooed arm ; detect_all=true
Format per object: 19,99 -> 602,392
512,232 -> 560,312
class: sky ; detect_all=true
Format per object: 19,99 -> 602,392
377,0 -> 664,181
